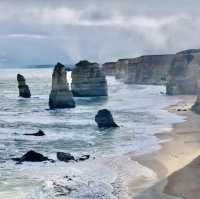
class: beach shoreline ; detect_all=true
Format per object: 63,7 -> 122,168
125,95 -> 200,199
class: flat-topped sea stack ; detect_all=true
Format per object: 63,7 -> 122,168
17,74 -> 31,98
71,60 -> 108,97
115,59 -> 129,79
49,62 -> 75,109
125,54 -> 175,85
166,49 -> 200,95
102,62 -> 116,76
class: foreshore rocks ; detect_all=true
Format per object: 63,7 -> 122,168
24,129 -> 45,136
191,96 -> 200,114
12,150 -> 52,163
166,49 -> 200,95
57,152 -> 90,162
71,60 -> 108,97
95,109 -> 119,128
49,62 -> 75,109
17,74 -> 31,98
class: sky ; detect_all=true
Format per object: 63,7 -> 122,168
0,0 -> 200,66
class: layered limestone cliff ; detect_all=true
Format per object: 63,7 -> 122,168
71,60 -> 108,97
124,54 -> 175,85
102,62 -> 116,76
17,74 -> 31,98
49,62 -> 75,109
166,49 -> 200,95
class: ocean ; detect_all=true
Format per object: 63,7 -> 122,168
0,68 -> 184,198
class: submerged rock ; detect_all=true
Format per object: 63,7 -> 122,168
12,150 -> 51,163
95,109 -> 119,128
49,62 -> 75,109
17,74 -> 31,98
77,155 -> 90,161
191,96 -> 200,114
24,129 -> 45,136
71,60 -> 108,97
57,152 -> 75,162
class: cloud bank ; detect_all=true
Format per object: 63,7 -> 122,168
0,0 -> 200,66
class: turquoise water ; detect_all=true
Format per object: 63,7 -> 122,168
0,68 -> 184,198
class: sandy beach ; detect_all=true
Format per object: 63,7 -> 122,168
126,95 -> 200,199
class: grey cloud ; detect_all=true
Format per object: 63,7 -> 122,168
0,0 -> 200,66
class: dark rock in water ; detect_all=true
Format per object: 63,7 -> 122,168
57,152 -> 75,162
49,62 -> 75,109
95,109 -> 119,128
12,150 -> 51,163
77,155 -> 90,161
192,96 -> 200,114
71,60 -> 108,97
24,129 -> 45,136
17,74 -> 31,98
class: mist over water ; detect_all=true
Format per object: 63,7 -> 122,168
0,68 -> 184,198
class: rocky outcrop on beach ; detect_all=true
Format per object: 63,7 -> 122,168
71,60 -> 108,97
24,129 -> 45,136
125,54 -> 175,85
17,74 -> 31,98
95,109 -> 119,128
49,62 -> 75,109
191,96 -> 200,114
102,62 -> 116,76
57,152 -> 90,162
166,49 -> 200,95
12,150 -> 52,163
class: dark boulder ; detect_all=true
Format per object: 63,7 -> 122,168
191,96 -> 200,114
57,152 -> 75,162
95,109 -> 119,128
12,150 -> 51,163
24,129 -> 45,136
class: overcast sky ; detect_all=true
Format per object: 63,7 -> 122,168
0,0 -> 200,66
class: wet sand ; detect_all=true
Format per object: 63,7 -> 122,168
126,95 -> 200,199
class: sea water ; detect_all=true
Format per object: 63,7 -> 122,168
0,68 -> 184,198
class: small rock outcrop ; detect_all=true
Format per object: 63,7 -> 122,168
95,109 -> 119,128
24,129 -> 45,136
12,150 -> 51,163
166,49 -> 200,95
49,63 -> 75,109
57,152 -> 75,162
71,60 -> 108,97
17,74 -> 31,98
191,96 -> 200,114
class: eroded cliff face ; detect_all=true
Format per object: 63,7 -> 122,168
124,54 -> 175,85
49,62 -> 75,109
71,60 -> 108,97
102,62 -> 116,76
115,59 -> 130,79
166,50 -> 200,95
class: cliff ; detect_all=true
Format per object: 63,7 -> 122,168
71,60 -> 108,97
101,62 -> 116,76
124,54 -> 175,85
166,49 -> 200,95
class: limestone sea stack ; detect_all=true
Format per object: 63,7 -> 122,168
17,74 -> 31,98
166,49 -> 200,95
49,62 -> 75,109
95,109 -> 119,128
71,60 -> 108,97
